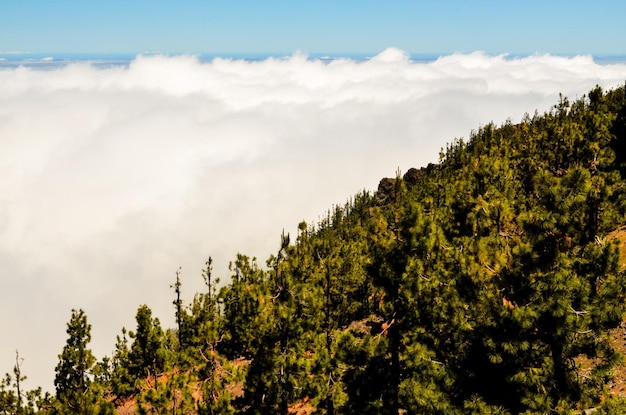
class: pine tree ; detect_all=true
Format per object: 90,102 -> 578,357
54,308 -> 112,414
128,305 -> 168,384
221,254 -> 278,360
109,327 -> 135,400
171,267 -> 185,351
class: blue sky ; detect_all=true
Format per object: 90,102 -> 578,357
1,0 -> 625,55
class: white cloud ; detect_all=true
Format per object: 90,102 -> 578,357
1,48 -> 625,391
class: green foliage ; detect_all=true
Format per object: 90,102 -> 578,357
128,305 -> 169,382
7,84 -> 626,414
0,372 -> 19,415
219,255 -> 269,359
136,369 -> 195,415
196,352 -> 236,415
1,371 -> 54,415
53,309 -> 113,415
109,327 -> 135,400
334,330 -> 391,414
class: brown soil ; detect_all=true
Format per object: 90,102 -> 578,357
609,322 -> 626,396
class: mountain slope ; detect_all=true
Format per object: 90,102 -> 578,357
7,84 -> 626,415
101,84 -> 626,414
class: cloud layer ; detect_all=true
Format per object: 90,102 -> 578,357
1,48 -> 626,390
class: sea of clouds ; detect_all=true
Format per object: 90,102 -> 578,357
1,47 -> 626,390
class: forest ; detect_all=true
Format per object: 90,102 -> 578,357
3,84 -> 626,414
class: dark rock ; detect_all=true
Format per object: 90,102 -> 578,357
402,167 -> 423,188
375,177 -> 397,205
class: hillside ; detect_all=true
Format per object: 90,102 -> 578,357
3,84 -> 626,414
